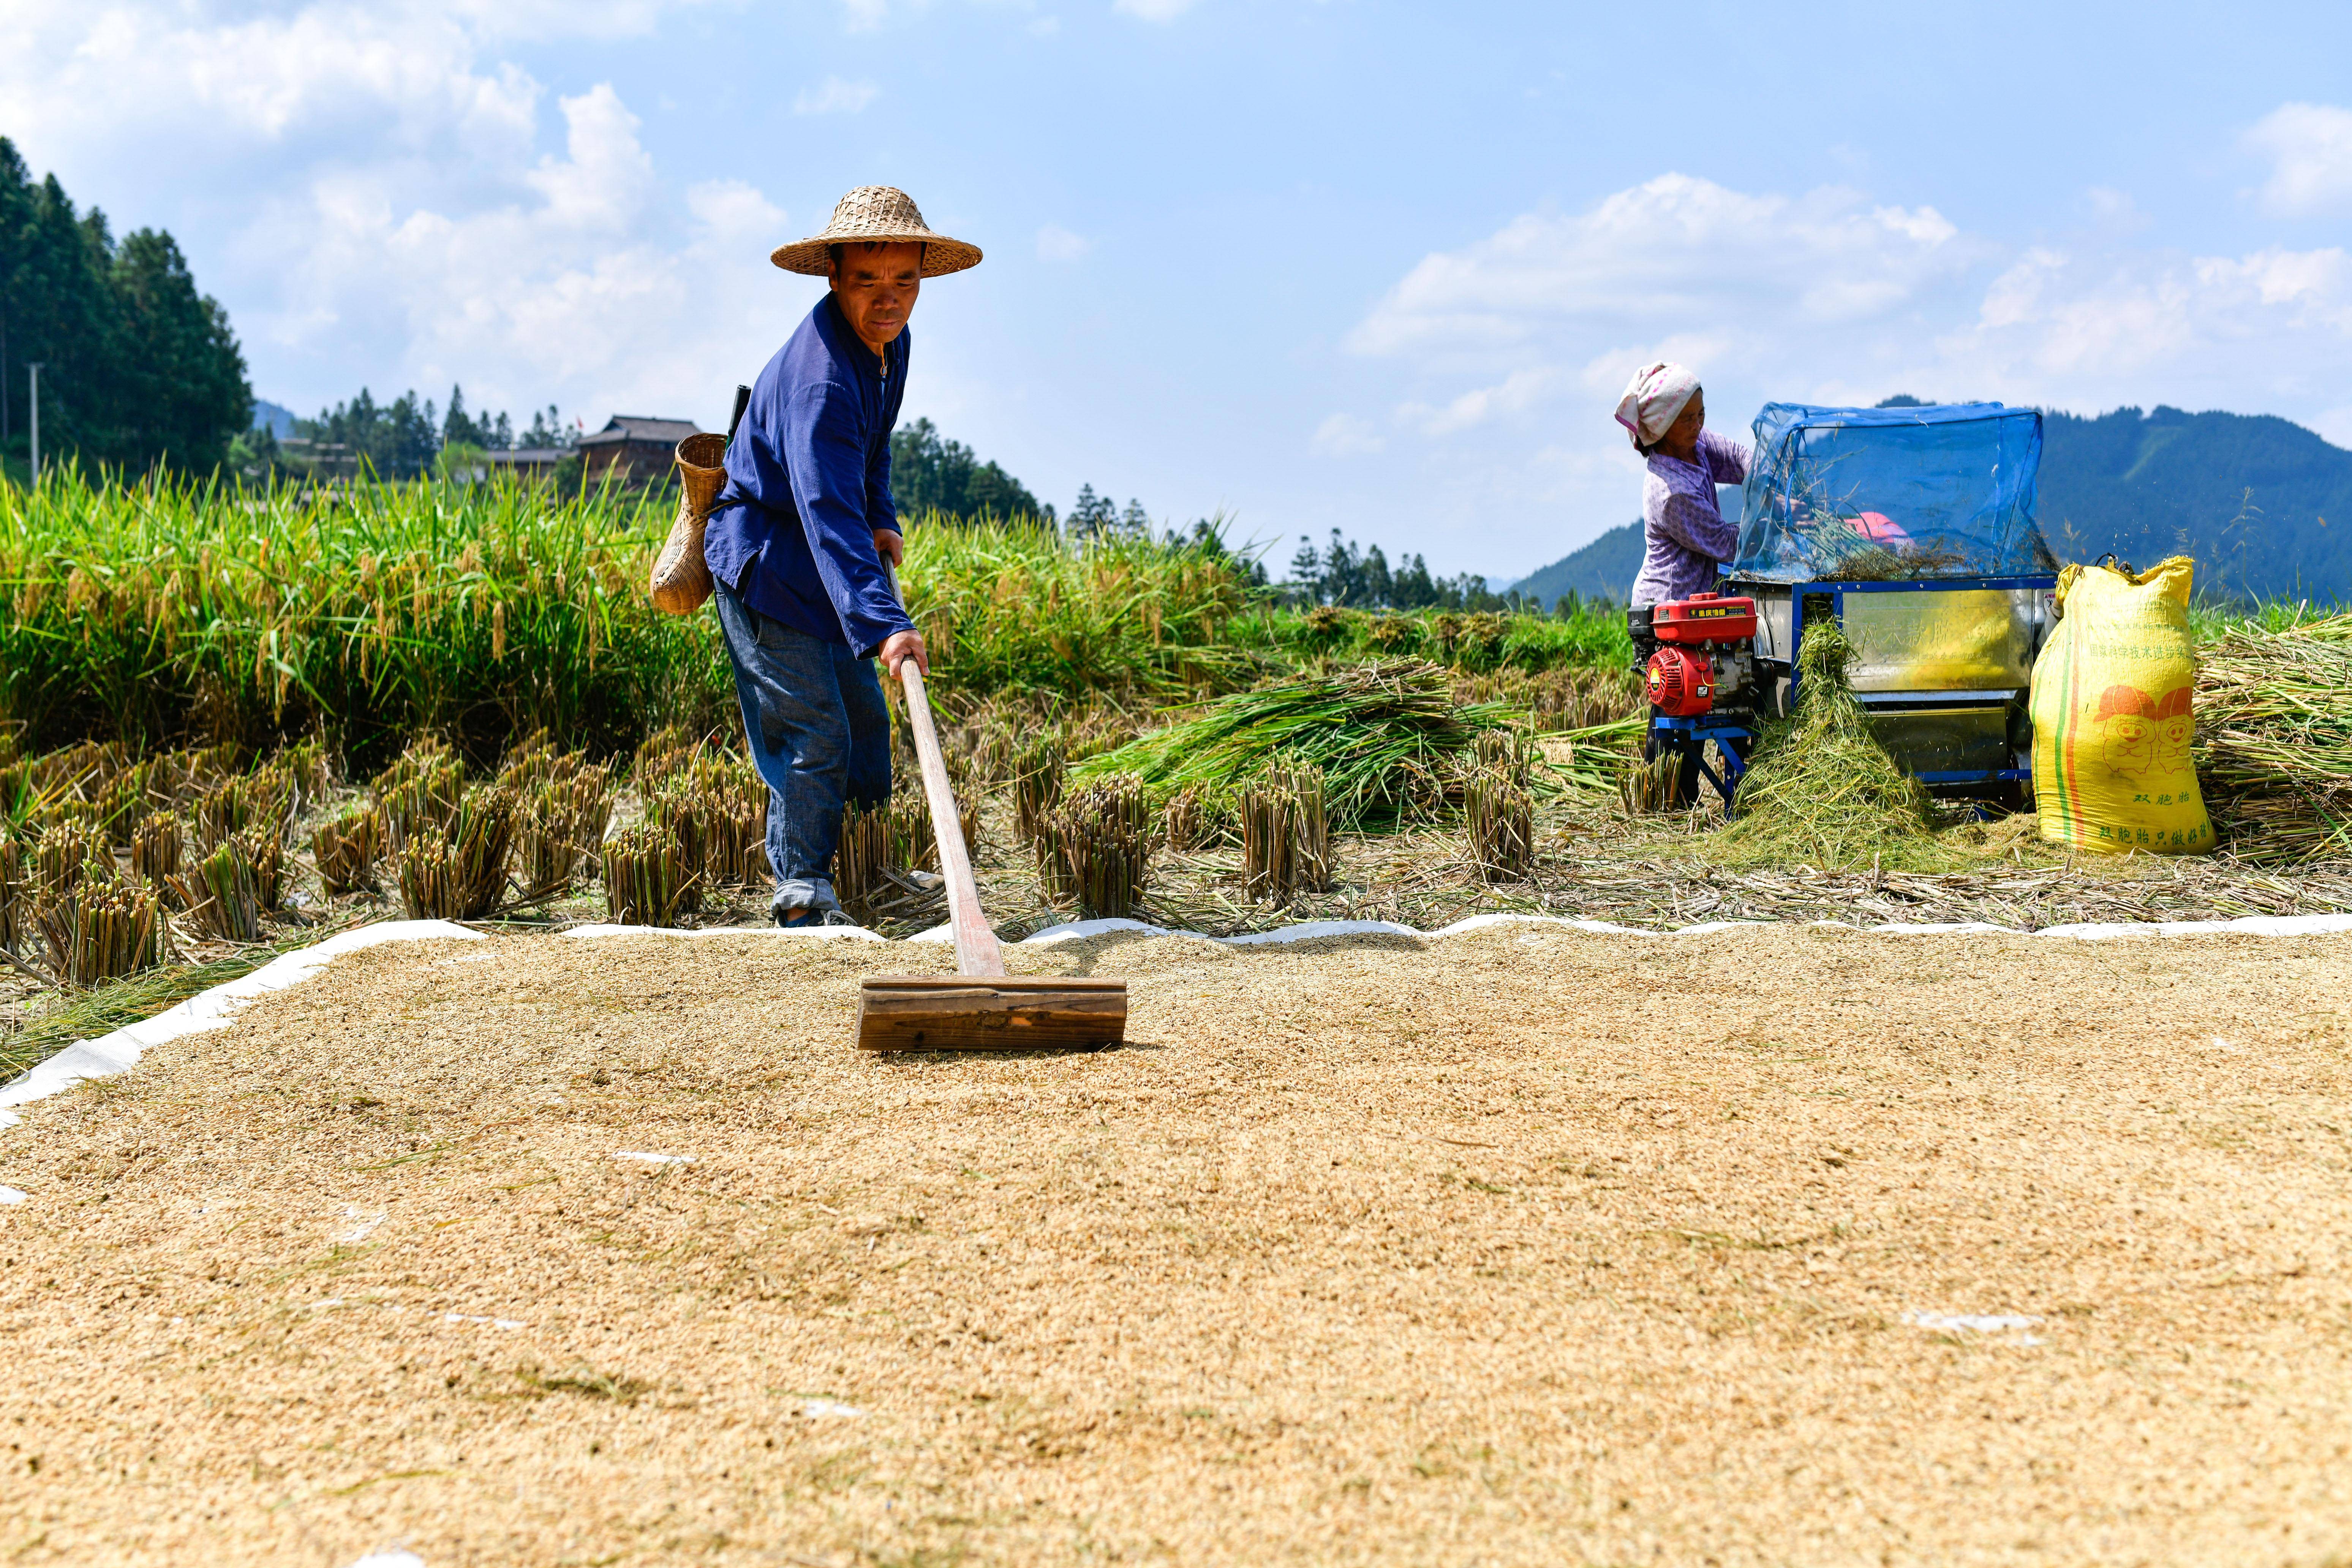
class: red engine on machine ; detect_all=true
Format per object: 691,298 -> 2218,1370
1644,592 -> 1759,717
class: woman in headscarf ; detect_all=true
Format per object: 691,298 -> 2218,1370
1615,362 -> 1750,806
1615,362 -> 1748,609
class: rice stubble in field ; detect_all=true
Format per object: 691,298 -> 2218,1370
0,925 -> 2347,1564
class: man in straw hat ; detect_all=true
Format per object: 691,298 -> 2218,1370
703,186 -> 983,927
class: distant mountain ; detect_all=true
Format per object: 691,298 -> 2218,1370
1510,486 -> 1742,608
1509,521 -> 1643,607
2038,406 -> 2351,601
252,399 -> 297,438
1511,406 -> 2352,605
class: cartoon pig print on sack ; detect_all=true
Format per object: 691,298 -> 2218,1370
2153,686 -> 2194,771
2096,685 -> 2157,779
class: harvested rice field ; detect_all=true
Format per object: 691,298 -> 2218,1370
3,921 -> 2350,1566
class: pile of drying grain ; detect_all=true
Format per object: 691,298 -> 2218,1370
1,920 -> 2348,1565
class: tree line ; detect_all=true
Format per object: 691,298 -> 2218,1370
1283,528 -> 1539,613
0,138 -> 250,480
239,387 -> 580,481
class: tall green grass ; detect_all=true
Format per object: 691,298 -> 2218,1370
1232,602 -> 1631,672
900,517 -> 1261,698
2,472 -> 1632,765
0,466 -> 722,770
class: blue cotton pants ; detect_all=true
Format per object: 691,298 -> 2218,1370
712,580 -> 893,917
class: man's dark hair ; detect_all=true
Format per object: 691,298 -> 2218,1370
828,240 -> 926,276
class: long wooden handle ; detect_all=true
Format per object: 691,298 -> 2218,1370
884,566 -> 1004,978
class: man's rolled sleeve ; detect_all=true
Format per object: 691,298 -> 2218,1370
779,381 -> 916,658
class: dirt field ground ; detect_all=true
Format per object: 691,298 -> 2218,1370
2,922 -> 2349,1566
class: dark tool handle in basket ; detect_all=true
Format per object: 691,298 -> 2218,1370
726,384 -> 751,443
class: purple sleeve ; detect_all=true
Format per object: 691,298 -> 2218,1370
1654,491 -> 1739,563
1702,429 -> 1751,485
777,381 -> 915,657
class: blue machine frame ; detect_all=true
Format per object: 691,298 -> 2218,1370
1649,571 -> 2057,808
1783,573 -> 2056,787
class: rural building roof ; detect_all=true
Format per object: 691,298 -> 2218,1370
578,415 -> 701,447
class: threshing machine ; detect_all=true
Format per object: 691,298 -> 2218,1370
1634,401 -> 2061,809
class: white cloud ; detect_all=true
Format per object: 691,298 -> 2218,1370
1339,168 -> 2352,573
1349,174 -> 1972,364
0,0 -> 798,427
1311,413 -> 1384,457
1396,367 -> 1557,436
1114,0 -> 1196,19
1035,223 -> 1092,262
2244,102 -> 2352,216
794,76 -> 880,115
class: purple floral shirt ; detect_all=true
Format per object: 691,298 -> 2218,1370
1629,429 -> 1750,608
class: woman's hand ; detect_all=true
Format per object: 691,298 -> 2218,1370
873,528 -> 904,567
879,629 -> 928,678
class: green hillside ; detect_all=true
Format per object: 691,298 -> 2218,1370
1511,406 -> 2352,606
1509,520 -> 1644,607
2039,406 -> 2351,600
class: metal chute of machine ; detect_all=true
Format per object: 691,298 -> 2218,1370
1637,401 -> 2060,808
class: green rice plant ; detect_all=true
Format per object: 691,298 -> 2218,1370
311,808 -> 383,897
1465,768 -> 1535,881
1234,602 -> 1633,675
33,863 -> 164,986
2194,611 -> 2352,864
602,820 -> 693,927
172,838 -> 265,942
395,785 -> 517,920
1038,774 -> 1151,920
1012,735 -> 1065,846
130,811 -> 183,887
0,468 -> 732,768
1241,762 -> 1330,904
1076,661 -> 1524,828
898,514 -> 1260,699
1710,620 -> 1949,871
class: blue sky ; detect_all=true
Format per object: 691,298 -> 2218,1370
7,0 -> 2352,582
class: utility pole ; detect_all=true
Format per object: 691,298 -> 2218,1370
28,363 -> 41,486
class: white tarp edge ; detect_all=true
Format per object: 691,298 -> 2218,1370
3,909 -> 2346,1137
0,920 -> 482,1130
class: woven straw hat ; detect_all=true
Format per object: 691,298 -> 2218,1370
770,186 -> 982,278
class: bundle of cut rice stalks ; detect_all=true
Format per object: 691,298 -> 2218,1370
2194,612 -> 2352,865
1071,660 -> 1524,828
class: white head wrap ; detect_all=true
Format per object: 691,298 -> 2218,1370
1614,361 -> 1701,449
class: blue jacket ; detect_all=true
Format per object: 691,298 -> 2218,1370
702,294 -> 916,658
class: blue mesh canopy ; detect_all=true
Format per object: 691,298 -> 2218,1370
1730,402 -> 2055,582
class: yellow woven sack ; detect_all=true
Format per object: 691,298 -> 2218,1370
2030,556 -> 2213,855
